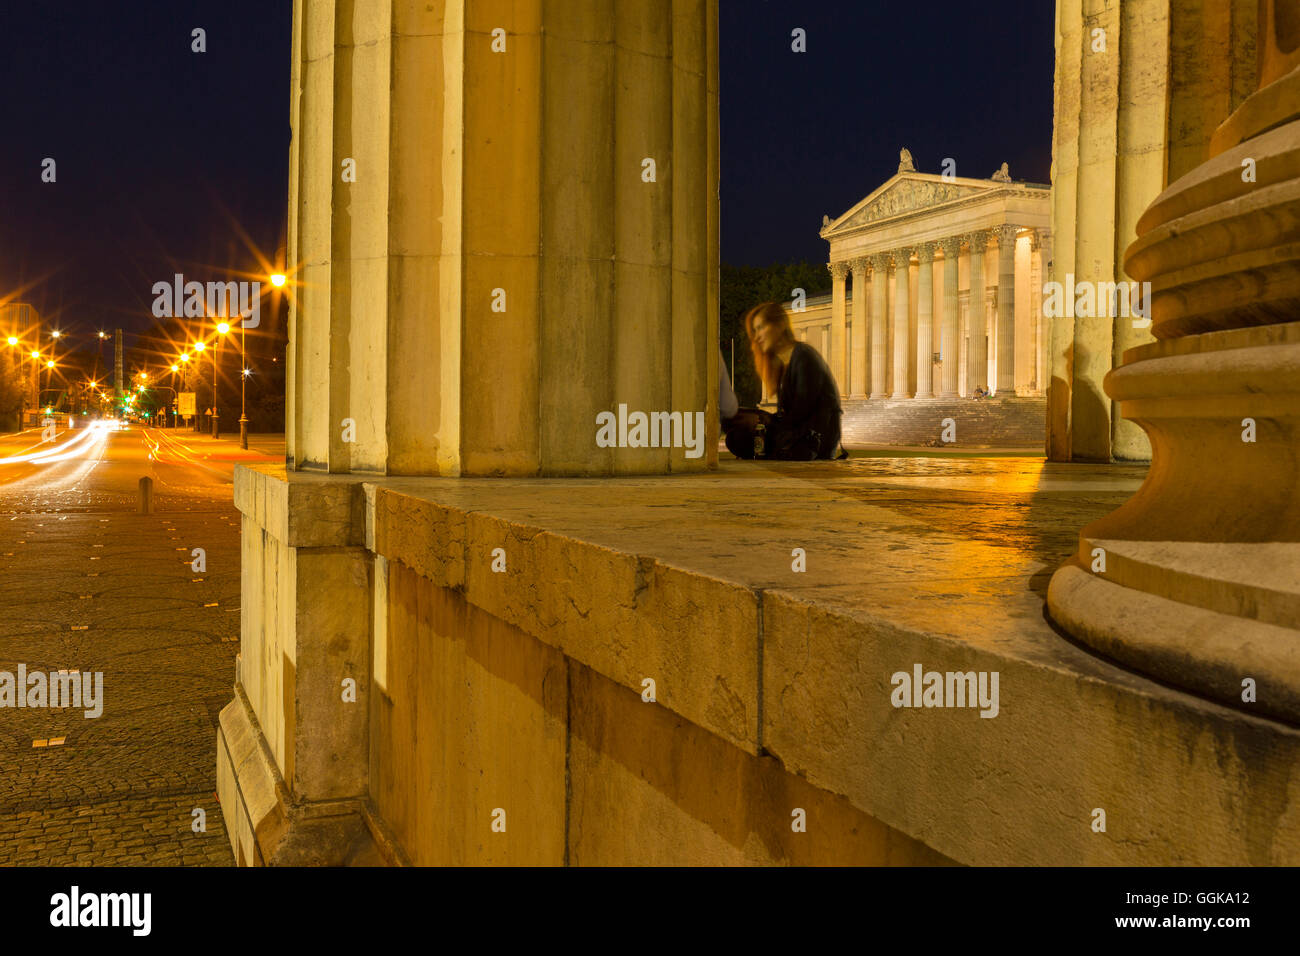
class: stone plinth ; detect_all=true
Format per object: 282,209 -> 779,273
219,457 -> 1300,866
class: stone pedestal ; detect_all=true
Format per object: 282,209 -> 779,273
1049,7 -> 1300,722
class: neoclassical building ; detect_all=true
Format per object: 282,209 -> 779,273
786,153 -> 1050,405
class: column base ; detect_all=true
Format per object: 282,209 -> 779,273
1047,324 -> 1300,722
889,390 -> 911,400
216,684 -> 393,866
1048,551 -> 1300,724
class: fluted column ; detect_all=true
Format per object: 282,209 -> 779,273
939,238 -> 961,398
849,258 -> 868,397
869,253 -> 889,398
828,261 -> 848,395
1048,0 -> 1300,723
996,224 -> 1018,395
966,231 -> 989,393
1031,230 -> 1048,394
915,243 -> 935,399
224,0 -> 723,869
891,248 -> 912,399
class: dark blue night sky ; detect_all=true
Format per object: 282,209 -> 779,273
0,1 -> 1053,335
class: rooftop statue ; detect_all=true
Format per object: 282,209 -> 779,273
991,162 -> 1012,182
898,148 -> 915,173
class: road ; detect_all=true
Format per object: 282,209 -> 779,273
0,421 -> 282,866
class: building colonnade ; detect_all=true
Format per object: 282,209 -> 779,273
821,227 -> 1049,401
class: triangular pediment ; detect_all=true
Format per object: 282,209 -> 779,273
821,174 -> 1004,237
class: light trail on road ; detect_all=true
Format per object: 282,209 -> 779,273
0,421 -> 113,466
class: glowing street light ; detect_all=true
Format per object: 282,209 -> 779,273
213,322 -> 233,439
270,273 -> 286,288
194,341 -> 205,352
6,337 -> 16,347
50,330 -> 61,340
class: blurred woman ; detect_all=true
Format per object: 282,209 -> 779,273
723,302 -> 845,460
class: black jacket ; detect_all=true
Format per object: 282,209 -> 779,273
772,342 -> 842,459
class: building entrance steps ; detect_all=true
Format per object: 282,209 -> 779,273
223,456 -> 1300,866
840,396 -> 1048,447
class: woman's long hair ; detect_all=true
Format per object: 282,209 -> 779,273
744,301 -> 796,398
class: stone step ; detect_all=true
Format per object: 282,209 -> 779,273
840,396 -> 1046,447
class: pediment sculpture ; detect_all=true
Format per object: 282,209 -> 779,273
839,179 -> 970,228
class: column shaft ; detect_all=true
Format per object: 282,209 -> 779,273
850,259 -> 868,397
891,249 -> 911,399
869,254 -> 888,398
967,232 -> 988,392
915,243 -> 934,399
829,262 -> 848,395
996,224 -> 1017,395
939,238 -> 961,397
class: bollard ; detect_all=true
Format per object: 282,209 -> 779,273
138,476 -> 154,515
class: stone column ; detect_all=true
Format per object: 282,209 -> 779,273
1031,230 -> 1048,394
219,0 -> 721,868
891,248 -> 912,399
1048,0 -> 1300,723
938,238 -> 961,398
828,261 -> 848,395
996,224 -> 1018,396
1047,0 -> 1255,461
914,243 -> 935,399
869,253 -> 889,398
966,231 -> 988,393
849,258 -> 868,397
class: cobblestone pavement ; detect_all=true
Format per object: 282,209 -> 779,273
0,426 -> 281,866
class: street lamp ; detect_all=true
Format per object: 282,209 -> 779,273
43,360 -> 56,408
214,323 -> 231,439
226,318 -> 250,450
270,273 -> 286,288
192,342 -> 207,433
